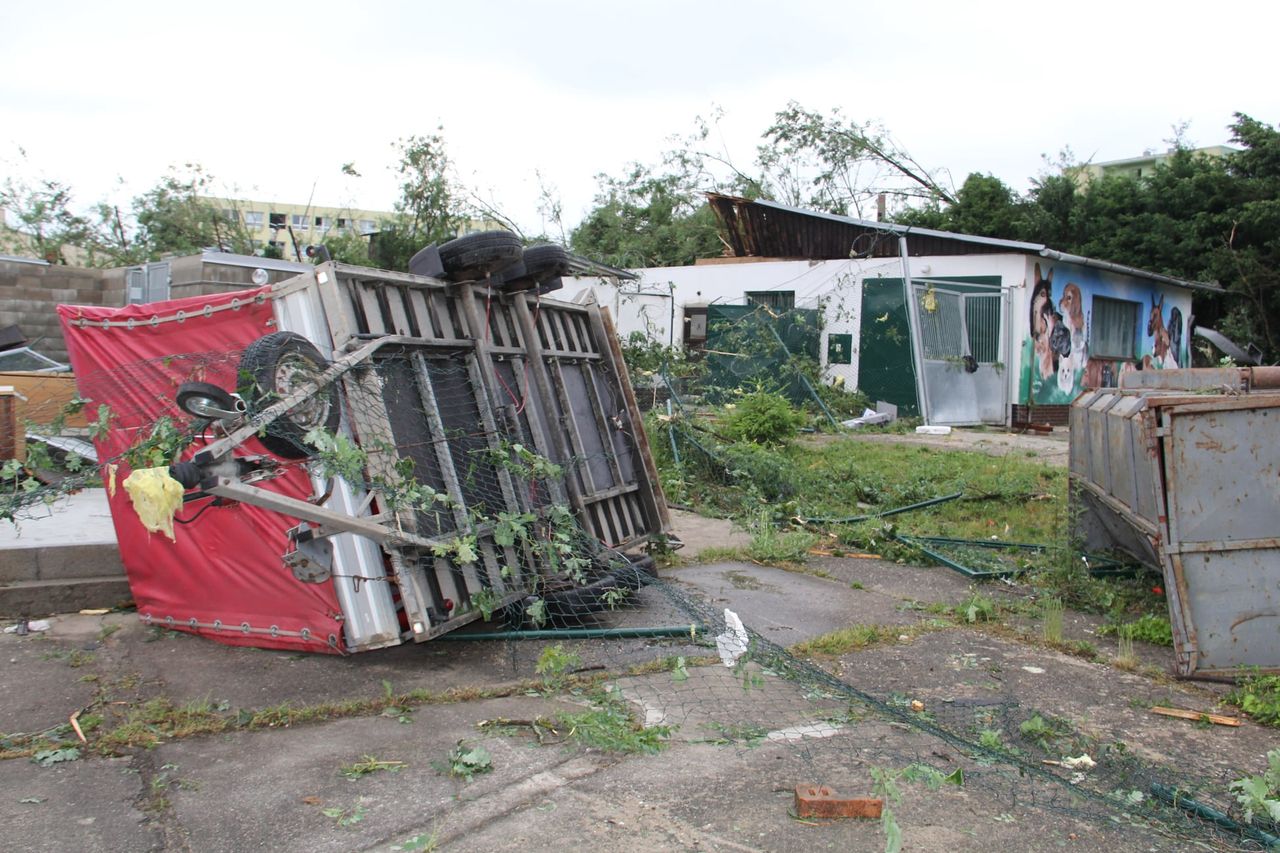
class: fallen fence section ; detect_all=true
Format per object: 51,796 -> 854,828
897,534 -> 1135,580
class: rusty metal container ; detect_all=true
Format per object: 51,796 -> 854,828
1070,367 -> 1280,677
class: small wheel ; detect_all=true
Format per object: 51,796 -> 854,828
438,230 -> 523,281
176,382 -> 242,420
238,332 -> 341,459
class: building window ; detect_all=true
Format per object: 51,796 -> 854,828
291,214 -> 309,231
243,211 -> 264,229
336,217 -> 348,230
1091,296 -> 1139,358
314,216 -> 329,232
745,290 -> 796,311
268,212 -> 286,229
358,219 -> 377,234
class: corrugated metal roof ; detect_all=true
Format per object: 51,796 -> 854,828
706,193 -> 1221,292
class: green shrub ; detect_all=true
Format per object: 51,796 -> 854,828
723,392 -> 804,445
718,442 -> 797,501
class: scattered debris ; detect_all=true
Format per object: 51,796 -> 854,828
4,619 -> 50,634
69,711 -> 86,743
1062,754 -> 1096,770
716,609 -> 750,667
122,467 -> 184,541
793,784 -> 883,819
1151,707 -> 1241,727
915,425 -> 952,435
78,608 -> 110,616
841,402 -> 897,429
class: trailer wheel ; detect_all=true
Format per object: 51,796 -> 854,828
237,332 -> 340,459
500,244 -> 571,293
176,381 -> 243,420
438,230 -> 523,281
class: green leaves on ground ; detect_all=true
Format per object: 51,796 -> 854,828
437,741 -> 492,781
31,747 -> 80,767
1228,671 -> 1280,727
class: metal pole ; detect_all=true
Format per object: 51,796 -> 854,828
437,624 -> 705,641
899,235 -> 930,423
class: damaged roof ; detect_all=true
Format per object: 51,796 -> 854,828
706,193 -> 1222,293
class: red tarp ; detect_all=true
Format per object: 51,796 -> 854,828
59,288 -> 346,653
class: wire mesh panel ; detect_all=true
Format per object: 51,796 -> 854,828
915,286 -> 967,360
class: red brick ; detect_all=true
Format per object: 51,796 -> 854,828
794,784 -> 883,819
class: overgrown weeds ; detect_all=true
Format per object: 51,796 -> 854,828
1228,671 -> 1280,727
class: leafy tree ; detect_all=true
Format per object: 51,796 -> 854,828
2,162 -> 252,266
367,133 -> 465,271
119,166 -> 254,263
0,172 -> 93,264
762,103 -> 957,215
570,164 -> 723,268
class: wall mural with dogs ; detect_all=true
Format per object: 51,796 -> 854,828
1022,262 -> 1190,405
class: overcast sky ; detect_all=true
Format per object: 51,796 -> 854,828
3,1 -> 1276,236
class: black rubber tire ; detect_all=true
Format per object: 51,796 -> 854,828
176,381 -> 240,419
520,244 -> 571,282
237,332 -> 341,459
500,244 -> 571,293
438,230 -> 523,281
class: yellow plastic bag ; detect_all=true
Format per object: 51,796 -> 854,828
122,467 -> 185,542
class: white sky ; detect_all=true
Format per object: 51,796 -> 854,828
3,0 -> 1276,237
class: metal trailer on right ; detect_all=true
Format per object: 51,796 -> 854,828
1070,366 -> 1280,678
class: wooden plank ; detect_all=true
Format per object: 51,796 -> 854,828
407,289 -> 433,339
513,295 -> 585,516
385,286 -> 413,336
312,265 -> 358,349
592,305 -> 672,531
458,284 -> 523,513
357,284 -> 386,335
423,291 -> 446,338
551,361 -> 598,496
1150,707 -> 1241,727
580,362 -> 626,487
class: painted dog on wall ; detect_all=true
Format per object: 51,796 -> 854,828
1056,282 -> 1086,393
1148,295 -> 1174,368
1030,264 -> 1060,380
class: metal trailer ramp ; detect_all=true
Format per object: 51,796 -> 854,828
185,261 -> 669,651
1069,366 -> 1280,677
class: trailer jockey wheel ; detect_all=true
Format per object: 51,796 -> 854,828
176,381 -> 243,421
237,331 -> 341,459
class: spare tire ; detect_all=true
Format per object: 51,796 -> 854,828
237,332 -> 341,459
438,230 -> 523,282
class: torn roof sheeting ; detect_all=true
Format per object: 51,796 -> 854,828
705,193 -> 1222,293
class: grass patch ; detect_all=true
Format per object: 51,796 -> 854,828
791,624 -> 909,658
745,522 -> 818,566
694,545 -> 746,563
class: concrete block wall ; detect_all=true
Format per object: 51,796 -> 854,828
0,261 -> 125,362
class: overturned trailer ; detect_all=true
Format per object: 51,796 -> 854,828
1070,366 -> 1280,677
58,235 -> 670,654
